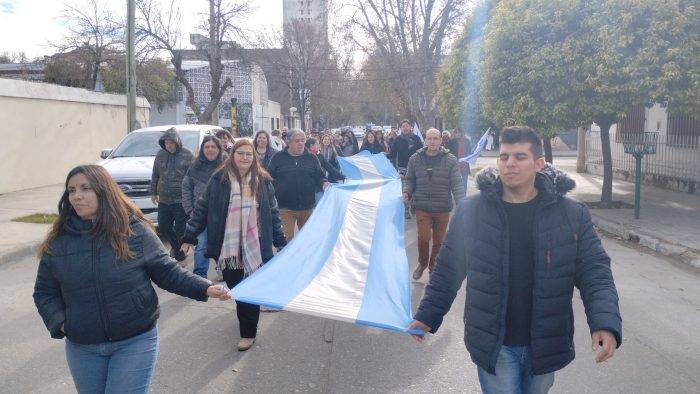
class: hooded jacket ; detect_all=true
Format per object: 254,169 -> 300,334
150,129 -> 194,204
404,146 -> 465,213
33,215 -> 211,345
181,147 -> 225,216
414,164 -> 622,375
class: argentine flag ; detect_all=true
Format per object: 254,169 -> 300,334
460,127 -> 491,166
232,151 -> 420,334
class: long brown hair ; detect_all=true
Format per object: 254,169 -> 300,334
216,138 -> 272,200
38,165 -> 152,261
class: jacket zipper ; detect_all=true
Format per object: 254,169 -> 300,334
490,199 -> 510,372
92,240 -> 111,340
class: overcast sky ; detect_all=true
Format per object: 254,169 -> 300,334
0,0 -> 285,59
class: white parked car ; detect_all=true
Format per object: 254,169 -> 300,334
98,124 -> 224,221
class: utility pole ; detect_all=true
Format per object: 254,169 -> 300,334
126,0 -> 137,132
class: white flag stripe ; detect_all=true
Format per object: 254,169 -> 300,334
284,155 -> 382,321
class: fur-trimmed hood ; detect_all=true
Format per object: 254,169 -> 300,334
475,163 -> 576,198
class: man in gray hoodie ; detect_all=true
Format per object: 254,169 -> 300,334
150,128 -> 194,262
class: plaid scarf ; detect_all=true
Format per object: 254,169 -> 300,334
218,172 -> 263,276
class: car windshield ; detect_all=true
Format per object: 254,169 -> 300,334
110,131 -> 200,157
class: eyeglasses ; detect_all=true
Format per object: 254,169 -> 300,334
234,151 -> 254,158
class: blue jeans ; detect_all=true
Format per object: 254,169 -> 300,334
65,326 -> 158,393
477,346 -> 555,394
193,229 -> 209,278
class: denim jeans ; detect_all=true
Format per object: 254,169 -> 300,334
65,326 -> 158,394
193,228 -> 209,278
477,346 -> 555,394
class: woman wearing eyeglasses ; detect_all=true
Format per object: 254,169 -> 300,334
181,139 -> 287,351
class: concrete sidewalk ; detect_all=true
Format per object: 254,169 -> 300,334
1,160 -> 699,269
563,163 -> 700,268
472,157 -> 700,268
0,184 -> 62,265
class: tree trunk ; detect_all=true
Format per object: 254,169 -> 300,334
576,126 -> 587,173
543,137 -> 553,163
598,118 -> 615,205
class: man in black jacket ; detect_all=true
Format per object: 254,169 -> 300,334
267,129 -> 328,240
390,119 -> 423,219
409,126 -> 621,393
150,128 -> 193,262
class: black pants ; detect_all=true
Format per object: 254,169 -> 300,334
157,202 -> 187,256
223,268 -> 260,339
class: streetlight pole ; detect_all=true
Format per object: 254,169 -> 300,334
126,0 -> 137,132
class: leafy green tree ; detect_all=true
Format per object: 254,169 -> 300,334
102,57 -> 176,111
480,0 -> 697,199
436,0 -> 497,139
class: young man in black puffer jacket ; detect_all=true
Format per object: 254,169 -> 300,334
409,126 -> 621,394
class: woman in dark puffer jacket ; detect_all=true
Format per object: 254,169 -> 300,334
33,165 -> 229,394
181,139 -> 287,352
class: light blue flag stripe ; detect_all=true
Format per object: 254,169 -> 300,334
232,151 -> 418,334
460,127 -> 491,166
231,180 -> 360,309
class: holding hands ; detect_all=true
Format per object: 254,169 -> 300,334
206,284 -> 231,301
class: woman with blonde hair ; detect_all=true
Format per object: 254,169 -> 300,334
33,165 -> 229,393
182,139 -> 287,351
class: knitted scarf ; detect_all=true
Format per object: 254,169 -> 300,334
218,172 -> 263,276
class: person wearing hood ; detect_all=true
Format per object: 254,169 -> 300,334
267,129 -> 328,240
182,136 -> 225,278
150,127 -> 194,262
33,165 -> 229,393
409,126 -> 621,394
403,128 -> 465,280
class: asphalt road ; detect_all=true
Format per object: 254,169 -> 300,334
1,220 -> 698,393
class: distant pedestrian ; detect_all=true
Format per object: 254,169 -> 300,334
181,136 -> 225,278
390,119 -> 423,219
441,130 -> 455,153
403,128 -> 465,279
34,165 -> 229,394
360,131 -> 384,154
270,129 -> 286,151
409,126 -> 621,394
254,130 -> 278,169
340,132 -> 359,157
376,129 -> 391,155
181,139 -> 287,351
319,133 -> 344,183
215,130 -> 234,154
306,137 -> 345,203
150,127 -> 194,262
452,128 -> 473,185
267,129 -> 328,240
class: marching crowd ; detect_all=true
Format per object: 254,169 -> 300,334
32,121 -> 621,394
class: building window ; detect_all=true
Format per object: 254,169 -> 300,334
668,113 -> 699,148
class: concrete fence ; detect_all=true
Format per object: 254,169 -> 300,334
0,79 -> 149,194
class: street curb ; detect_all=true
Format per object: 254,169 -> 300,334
591,213 -> 700,269
0,242 -> 40,266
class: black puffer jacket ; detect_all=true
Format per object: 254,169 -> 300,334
404,147 -> 465,213
267,148 -> 327,211
390,132 -> 423,168
414,164 -> 622,375
181,154 -> 224,216
150,129 -> 194,204
182,171 -> 287,262
33,216 -> 211,345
